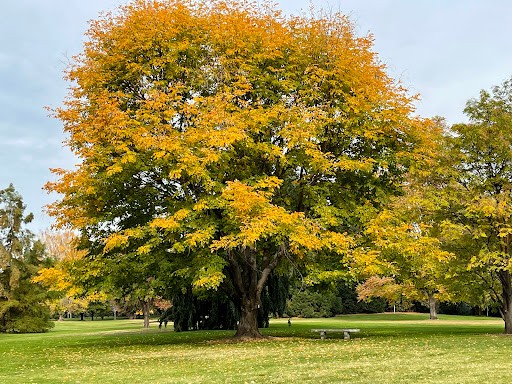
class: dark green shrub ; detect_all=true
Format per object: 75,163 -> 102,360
286,290 -> 340,318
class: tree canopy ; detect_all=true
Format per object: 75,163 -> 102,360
47,0 -> 433,337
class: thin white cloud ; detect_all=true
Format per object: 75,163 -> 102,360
1,137 -> 39,149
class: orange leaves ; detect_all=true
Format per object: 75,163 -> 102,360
356,276 -> 402,303
47,0 -> 421,212
219,179 -> 276,219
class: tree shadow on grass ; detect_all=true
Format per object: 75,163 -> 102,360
41,318 -> 506,352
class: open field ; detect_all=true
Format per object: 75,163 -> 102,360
2,313 -> 512,383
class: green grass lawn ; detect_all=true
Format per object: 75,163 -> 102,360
2,313 -> 511,383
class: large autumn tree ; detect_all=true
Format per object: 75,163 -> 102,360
47,0 -> 432,337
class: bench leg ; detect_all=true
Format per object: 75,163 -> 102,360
344,331 -> 350,340
320,331 -> 326,340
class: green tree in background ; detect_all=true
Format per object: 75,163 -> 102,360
439,78 -> 512,333
0,184 -> 53,333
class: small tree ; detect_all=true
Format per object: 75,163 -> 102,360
363,207 -> 453,320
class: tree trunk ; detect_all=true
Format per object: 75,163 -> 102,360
223,246 -> 284,339
142,300 -> 150,329
499,270 -> 512,334
111,299 -> 117,321
428,293 -> 438,320
505,306 -> 512,334
234,298 -> 262,338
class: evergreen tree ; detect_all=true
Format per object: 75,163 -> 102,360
337,281 -> 387,314
0,184 -> 54,333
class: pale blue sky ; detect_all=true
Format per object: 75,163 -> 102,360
1,0 -> 512,232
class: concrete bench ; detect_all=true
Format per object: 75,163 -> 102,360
311,328 -> 360,340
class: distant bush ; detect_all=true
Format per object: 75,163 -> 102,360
286,290 -> 341,318
285,281 -> 389,318
438,302 -> 474,316
336,281 -> 387,314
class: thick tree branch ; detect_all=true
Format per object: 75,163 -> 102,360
227,250 -> 244,298
248,247 -> 258,299
220,281 -> 239,307
257,243 -> 286,295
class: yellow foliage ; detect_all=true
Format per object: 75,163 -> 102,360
42,0 -> 431,307
137,244 -> 152,255
193,271 -> 225,290
184,228 -> 214,248
104,233 -> 130,253
32,268 -> 72,292
150,209 -> 190,230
